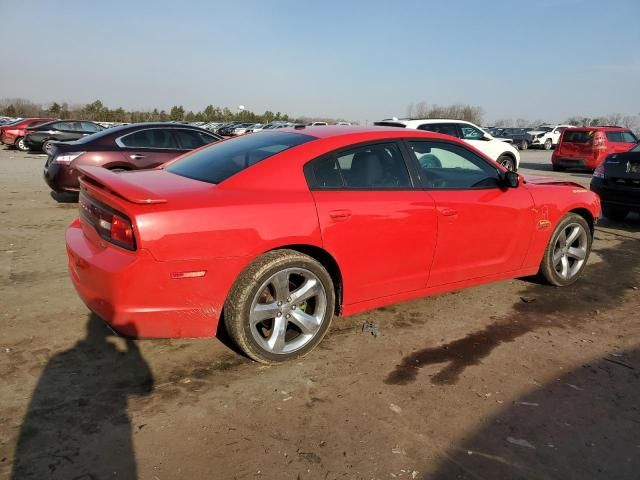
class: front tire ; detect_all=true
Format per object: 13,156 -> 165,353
497,155 -> 516,171
224,249 -> 335,364
602,205 -> 629,222
16,137 -> 29,152
539,213 -> 592,286
544,138 -> 553,150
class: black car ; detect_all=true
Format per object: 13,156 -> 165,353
24,120 -> 105,153
493,128 -> 534,150
590,144 -> 640,221
217,122 -> 243,136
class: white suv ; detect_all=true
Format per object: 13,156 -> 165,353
527,125 -> 574,150
374,118 -> 520,171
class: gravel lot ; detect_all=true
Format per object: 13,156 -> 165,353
1,146 -> 639,480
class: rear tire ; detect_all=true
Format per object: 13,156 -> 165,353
224,249 -> 335,364
497,155 -> 516,171
538,213 -> 592,287
602,205 -> 629,222
544,138 -> 553,150
16,137 -> 29,152
42,140 -> 53,154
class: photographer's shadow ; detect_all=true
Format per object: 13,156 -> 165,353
12,314 -> 154,479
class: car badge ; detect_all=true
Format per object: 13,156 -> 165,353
626,161 -> 632,173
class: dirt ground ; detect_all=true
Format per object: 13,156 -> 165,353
1,146 -> 639,480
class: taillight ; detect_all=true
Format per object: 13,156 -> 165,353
55,151 -> 85,164
79,193 -> 136,250
593,131 -> 606,151
593,164 -> 605,179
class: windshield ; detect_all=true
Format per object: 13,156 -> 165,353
166,131 -> 315,184
631,143 -> 640,152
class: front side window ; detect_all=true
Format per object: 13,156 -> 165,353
418,123 -> 459,137
409,141 -> 500,189
606,131 -> 624,142
119,129 -> 178,149
174,129 -> 218,149
308,142 -> 411,189
458,124 -> 485,140
167,131 -> 315,184
621,131 -> 638,143
51,122 -> 73,131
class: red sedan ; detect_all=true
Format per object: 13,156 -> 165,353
65,126 -> 600,363
0,117 -> 55,151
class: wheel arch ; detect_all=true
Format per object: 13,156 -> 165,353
568,208 -> 595,235
269,244 -> 343,315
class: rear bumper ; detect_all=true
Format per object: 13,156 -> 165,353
43,160 -> 81,192
590,182 -> 640,210
1,134 -> 16,145
552,156 -> 600,170
65,219 -> 244,338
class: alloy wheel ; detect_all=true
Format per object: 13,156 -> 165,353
552,223 -> 588,280
249,267 -> 327,355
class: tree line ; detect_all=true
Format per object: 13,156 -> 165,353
0,98 -> 349,125
492,113 -> 640,132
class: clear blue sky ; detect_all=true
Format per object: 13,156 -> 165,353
1,0 -> 639,124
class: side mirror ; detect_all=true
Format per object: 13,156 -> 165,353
504,170 -> 520,188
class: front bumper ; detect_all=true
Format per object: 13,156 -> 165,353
65,218 -> 240,338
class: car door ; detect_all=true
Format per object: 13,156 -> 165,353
406,140 -> 535,286
305,141 -> 438,305
607,131 -> 638,154
116,128 -> 183,169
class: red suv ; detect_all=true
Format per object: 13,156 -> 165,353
552,126 -> 638,171
0,118 -> 56,151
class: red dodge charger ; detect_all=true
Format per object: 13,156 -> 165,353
65,126 -> 600,363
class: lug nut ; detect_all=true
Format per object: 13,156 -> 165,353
287,297 -> 291,302
292,305 -> 296,310
285,314 -> 291,319
276,312 -> 282,317
277,301 -> 282,306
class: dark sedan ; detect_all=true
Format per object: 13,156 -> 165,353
25,120 -> 105,153
493,128 -> 534,150
43,123 -> 221,194
590,143 -> 640,220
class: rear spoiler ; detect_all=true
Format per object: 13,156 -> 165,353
77,166 -> 167,204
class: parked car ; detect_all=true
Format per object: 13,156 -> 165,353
494,128 -> 534,150
231,123 -> 261,136
65,125 -> 598,364
43,123 -> 220,194
218,122 -> 244,136
590,143 -> 640,220
307,121 -> 328,126
552,126 -> 638,171
528,125 -> 574,150
24,120 -> 106,153
374,118 -> 520,171
0,117 -> 56,151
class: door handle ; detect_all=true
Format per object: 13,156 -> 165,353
130,154 -> 145,160
328,209 -> 352,221
438,207 -> 458,217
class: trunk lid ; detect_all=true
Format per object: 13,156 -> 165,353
557,129 -> 594,159
604,152 -> 640,184
77,166 -> 213,204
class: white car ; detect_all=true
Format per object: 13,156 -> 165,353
374,118 -> 521,171
527,125 -> 574,150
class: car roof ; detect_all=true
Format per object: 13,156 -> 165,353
277,125 -> 457,141
377,118 -> 476,127
564,126 -> 631,132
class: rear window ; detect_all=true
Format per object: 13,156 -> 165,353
563,130 -> 594,143
166,131 -> 315,184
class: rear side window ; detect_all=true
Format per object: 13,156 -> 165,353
307,142 -> 411,189
52,122 -> 73,131
458,124 -> 485,140
607,131 -> 638,143
418,123 -> 459,137
119,129 -> 178,149
563,131 -> 594,143
81,122 -> 100,133
167,131 -> 314,184
174,129 -> 218,149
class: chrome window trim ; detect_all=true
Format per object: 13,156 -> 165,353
115,127 -> 218,150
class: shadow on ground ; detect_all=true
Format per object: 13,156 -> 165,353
11,314 -> 154,479
426,346 -> 640,479
385,238 -> 639,387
